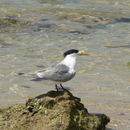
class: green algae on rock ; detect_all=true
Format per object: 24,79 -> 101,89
0,17 -> 33,26
0,17 -> 34,33
0,90 -> 110,130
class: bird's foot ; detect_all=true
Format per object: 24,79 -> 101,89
60,84 -> 67,91
55,84 -> 59,91
55,84 -> 69,92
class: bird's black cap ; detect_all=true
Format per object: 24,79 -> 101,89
64,49 -> 79,57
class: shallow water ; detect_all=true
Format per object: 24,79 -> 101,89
0,0 -> 130,129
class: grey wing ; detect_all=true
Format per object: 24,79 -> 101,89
46,64 -> 71,82
53,64 -> 69,74
34,64 -> 74,82
47,64 -> 75,82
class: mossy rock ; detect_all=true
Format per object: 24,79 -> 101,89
0,17 -> 33,26
0,90 -> 110,130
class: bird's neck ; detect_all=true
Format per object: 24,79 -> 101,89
61,55 -> 76,70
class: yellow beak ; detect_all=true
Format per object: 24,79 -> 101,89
78,51 -> 90,56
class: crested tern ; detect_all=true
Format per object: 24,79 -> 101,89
18,49 -> 90,91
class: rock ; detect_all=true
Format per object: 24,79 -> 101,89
0,17 -> 33,26
0,90 -> 110,130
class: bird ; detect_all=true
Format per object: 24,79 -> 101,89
18,49 -> 90,91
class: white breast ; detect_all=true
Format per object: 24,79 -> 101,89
60,53 -> 77,74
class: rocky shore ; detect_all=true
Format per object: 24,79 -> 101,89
0,90 -> 110,130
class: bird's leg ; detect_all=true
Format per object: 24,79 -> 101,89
60,83 -> 66,90
55,84 -> 59,91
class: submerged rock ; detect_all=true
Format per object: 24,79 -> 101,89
0,17 -> 34,33
0,90 -> 110,130
0,17 -> 33,26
